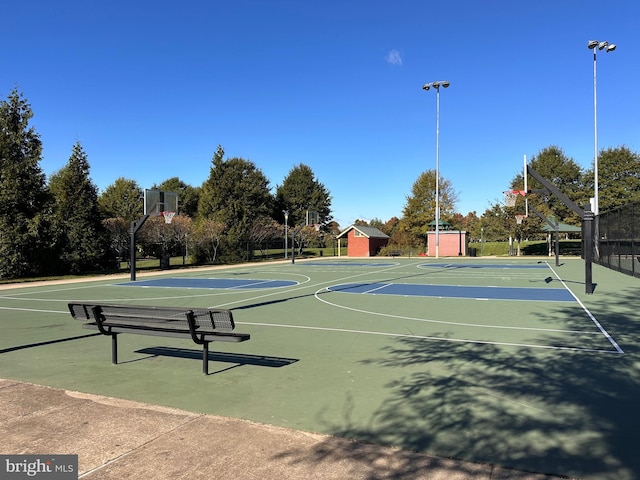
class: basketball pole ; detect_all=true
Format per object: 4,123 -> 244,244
130,215 -> 149,281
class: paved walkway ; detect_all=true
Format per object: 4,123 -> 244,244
1,379 -> 569,479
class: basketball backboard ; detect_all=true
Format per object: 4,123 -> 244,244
144,189 -> 178,216
306,210 -> 319,226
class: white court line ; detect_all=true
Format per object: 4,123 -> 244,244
0,306 -> 67,314
361,283 -> 390,294
314,288 -> 602,335
546,261 -> 624,354
238,321 -> 619,354
0,260 -> 622,354
0,303 -> 615,354
0,272 -> 313,304
228,279 -> 284,289
212,261 -> 417,309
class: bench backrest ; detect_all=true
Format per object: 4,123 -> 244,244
68,303 -> 235,333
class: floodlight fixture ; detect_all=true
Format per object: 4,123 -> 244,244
423,80 -> 450,91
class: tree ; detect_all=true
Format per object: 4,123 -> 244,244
250,216 -> 282,257
515,146 -> 584,227
197,145 -> 273,260
154,177 -> 200,218
401,169 -> 458,247
49,142 -> 111,273
98,177 -> 143,222
588,146 -> 640,213
102,217 -> 129,264
275,164 -> 332,228
139,214 -> 193,264
192,218 -> 226,263
479,202 -> 511,242
0,89 -> 55,278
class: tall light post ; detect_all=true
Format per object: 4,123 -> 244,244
588,40 -> 616,215
283,210 -> 289,259
422,80 -> 450,258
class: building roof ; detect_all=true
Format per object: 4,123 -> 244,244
336,224 -> 390,239
540,220 -> 581,233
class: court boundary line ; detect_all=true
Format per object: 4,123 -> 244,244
327,281 -> 575,303
239,321 -> 620,354
546,262 -> 624,354
314,288 -> 604,336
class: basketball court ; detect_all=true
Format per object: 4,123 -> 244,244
1,257 -> 638,479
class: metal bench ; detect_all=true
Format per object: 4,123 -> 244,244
68,303 -> 250,374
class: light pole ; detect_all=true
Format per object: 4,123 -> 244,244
283,210 -> 289,259
587,40 -> 616,215
422,80 -> 450,259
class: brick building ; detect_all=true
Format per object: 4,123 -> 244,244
426,230 -> 469,256
336,225 -> 390,257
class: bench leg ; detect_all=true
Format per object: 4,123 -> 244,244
111,334 -> 118,364
203,341 -> 210,375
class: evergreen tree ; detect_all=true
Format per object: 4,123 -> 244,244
0,90 -> 54,278
98,177 -> 143,222
198,145 -> 273,261
514,146 -> 584,226
154,177 -> 200,218
589,146 -> 640,213
274,164 -> 332,227
401,169 -> 458,246
49,142 -> 111,273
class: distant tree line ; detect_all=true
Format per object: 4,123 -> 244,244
365,144 -> 640,253
3,89 -> 639,278
0,90 -> 335,279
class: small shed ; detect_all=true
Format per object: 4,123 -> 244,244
336,225 -> 390,257
426,230 -> 469,256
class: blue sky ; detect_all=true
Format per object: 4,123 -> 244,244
2,1 -> 639,228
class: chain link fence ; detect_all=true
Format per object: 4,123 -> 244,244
595,201 -> 640,278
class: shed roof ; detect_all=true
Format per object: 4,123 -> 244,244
336,224 -> 390,239
541,221 -> 581,233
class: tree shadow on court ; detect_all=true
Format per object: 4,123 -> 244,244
275,286 -> 640,480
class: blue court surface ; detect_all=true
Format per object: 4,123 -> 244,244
327,282 -> 575,302
115,277 -> 297,289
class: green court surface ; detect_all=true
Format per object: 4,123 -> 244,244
2,257 -> 640,479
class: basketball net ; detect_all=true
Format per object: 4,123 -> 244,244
503,190 -> 526,208
515,214 -> 526,225
161,211 -> 176,224
503,191 -> 518,207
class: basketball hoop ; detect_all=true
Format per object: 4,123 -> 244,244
161,211 -> 176,224
515,214 -> 526,225
503,190 -> 526,207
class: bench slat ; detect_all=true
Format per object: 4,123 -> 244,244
81,323 -> 250,342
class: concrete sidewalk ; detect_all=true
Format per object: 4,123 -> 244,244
0,379 -> 568,479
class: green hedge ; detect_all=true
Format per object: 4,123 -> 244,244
468,240 -> 582,257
